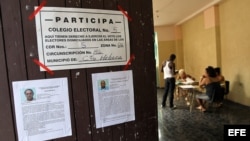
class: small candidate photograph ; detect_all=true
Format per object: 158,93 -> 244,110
98,79 -> 109,91
22,88 -> 36,102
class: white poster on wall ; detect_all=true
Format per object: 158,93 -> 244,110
91,70 -> 135,128
12,78 -> 72,141
35,7 -> 130,71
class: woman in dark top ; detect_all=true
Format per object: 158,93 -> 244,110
196,66 -> 220,112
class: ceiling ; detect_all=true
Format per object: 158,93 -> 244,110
153,0 -> 222,26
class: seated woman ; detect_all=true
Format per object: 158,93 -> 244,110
196,66 -> 220,112
176,69 -> 195,105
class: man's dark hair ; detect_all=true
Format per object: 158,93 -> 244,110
214,67 -> 221,75
24,89 -> 34,94
169,54 -> 176,61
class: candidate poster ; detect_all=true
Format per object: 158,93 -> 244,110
35,7 -> 130,71
12,78 -> 72,141
92,70 -> 135,128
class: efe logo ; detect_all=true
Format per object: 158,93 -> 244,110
224,125 -> 250,140
228,129 -> 246,136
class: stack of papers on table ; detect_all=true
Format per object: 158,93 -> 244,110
179,85 -> 195,89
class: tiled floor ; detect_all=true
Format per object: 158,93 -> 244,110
157,88 -> 250,141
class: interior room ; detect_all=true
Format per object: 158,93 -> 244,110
153,0 -> 250,107
153,0 -> 250,140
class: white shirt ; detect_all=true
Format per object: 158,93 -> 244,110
163,61 -> 175,79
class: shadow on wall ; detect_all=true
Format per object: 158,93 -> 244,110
231,74 -> 248,106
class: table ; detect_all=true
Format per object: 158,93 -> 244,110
175,81 -> 198,100
178,84 -> 200,112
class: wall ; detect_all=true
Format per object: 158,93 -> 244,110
177,0 -> 250,106
219,0 -> 250,106
0,0 -> 158,140
181,11 -> 218,80
174,26 -> 184,71
157,40 -> 175,87
154,26 -> 178,88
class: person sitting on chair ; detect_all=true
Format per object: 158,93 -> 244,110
196,66 -> 220,112
176,69 -> 195,84
176,69 -> 195,105
214,67 -> 226,106
215,67 -> 225,83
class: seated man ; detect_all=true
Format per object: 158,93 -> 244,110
215,67 -> 225,83
214,67 -> 226,106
